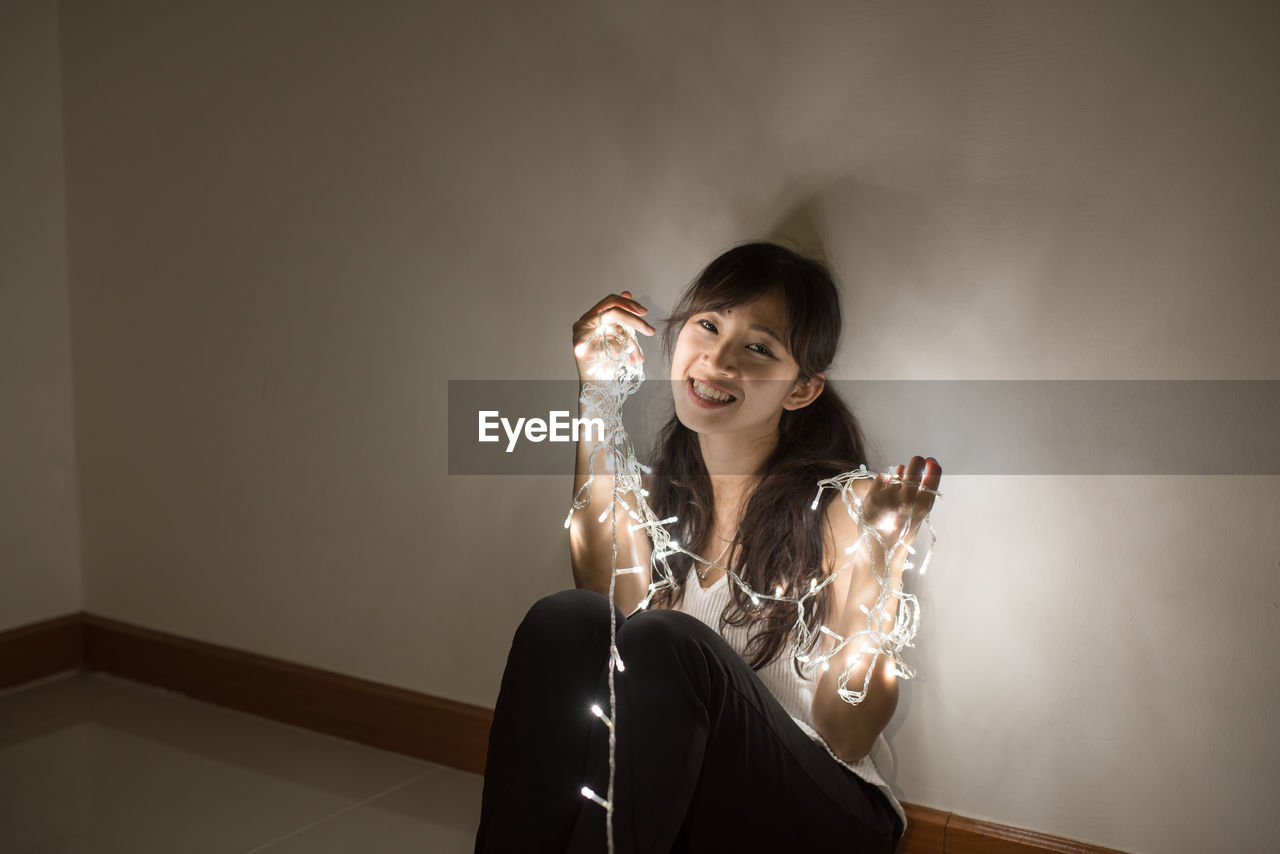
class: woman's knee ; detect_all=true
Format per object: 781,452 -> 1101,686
515,588 -> 625,648
614,609 -> 725,702
527,587 -> 608,617
617,607 -> 707,657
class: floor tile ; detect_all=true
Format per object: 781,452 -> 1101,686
249,767 -> 483,853
0,673 -> 481,853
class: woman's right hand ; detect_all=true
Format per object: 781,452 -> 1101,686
571,290 -> 656,384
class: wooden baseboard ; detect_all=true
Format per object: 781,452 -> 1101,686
942,814 -> 1127,854
0,613 -> 82,690
898,803 -> 949,853
1,613 -> 1126,852
1,611 -> 492,774
83,612 -> 494,774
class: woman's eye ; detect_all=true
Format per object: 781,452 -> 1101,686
696,319 -> 772,356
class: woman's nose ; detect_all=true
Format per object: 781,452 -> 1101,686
702,340 -> 737,375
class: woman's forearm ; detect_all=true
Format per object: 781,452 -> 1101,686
569,386 -> 616,583
810,540 -> 908,761
567,384 -> 647,612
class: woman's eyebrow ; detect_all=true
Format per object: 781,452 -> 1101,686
749,324 -> 782,343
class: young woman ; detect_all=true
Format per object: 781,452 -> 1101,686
475,241 -> 940,853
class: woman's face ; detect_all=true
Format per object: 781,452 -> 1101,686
669,288 -> 821,445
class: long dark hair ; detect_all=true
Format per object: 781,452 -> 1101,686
646,240 -> 869,676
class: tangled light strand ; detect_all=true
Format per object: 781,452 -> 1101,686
564,318 -> 940,852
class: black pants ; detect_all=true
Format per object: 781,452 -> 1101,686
475,589 -> 904,853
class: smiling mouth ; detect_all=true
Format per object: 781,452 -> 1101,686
689,377 -> 737,403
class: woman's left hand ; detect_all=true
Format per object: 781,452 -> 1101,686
859,456 -> 941,556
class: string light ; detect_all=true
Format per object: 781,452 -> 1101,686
590,704 -> 614,729
564,316 -> 941,852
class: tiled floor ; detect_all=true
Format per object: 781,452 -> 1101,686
0,671 -> 483,853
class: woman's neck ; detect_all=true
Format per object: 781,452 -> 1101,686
698,428 -> 778,519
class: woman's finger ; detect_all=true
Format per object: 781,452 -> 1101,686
890,464 -> 906,506
588,293 -> 652,324
574,295 -> 645,329
919,458 -> 942,514
596,306 -> 654,341
573,307 -> 654,349
922,456 -> 942,493
906,458 -> 941,527
579,306 -> 655,341
903,457 -> 927,511
904,456 -> 926,487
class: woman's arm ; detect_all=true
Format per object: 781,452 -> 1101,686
567,291 -> 655,616
809,483 -> 906,762
567,390 -> 652,615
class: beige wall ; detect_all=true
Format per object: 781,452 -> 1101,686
1,0 -> 81,630
9,1 -> 1279,850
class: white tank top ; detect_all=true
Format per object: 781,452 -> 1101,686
671,572 -> 907,830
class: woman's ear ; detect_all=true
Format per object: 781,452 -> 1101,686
784,373 -> 825,411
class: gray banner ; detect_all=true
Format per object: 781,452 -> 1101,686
447,380 -> 1280,475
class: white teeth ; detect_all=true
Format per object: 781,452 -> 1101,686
692,379 -> 733,403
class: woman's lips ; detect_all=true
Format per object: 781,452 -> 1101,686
687,377 -> 736,409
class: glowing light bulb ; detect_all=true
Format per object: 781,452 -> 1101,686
591,703 -> 614,728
